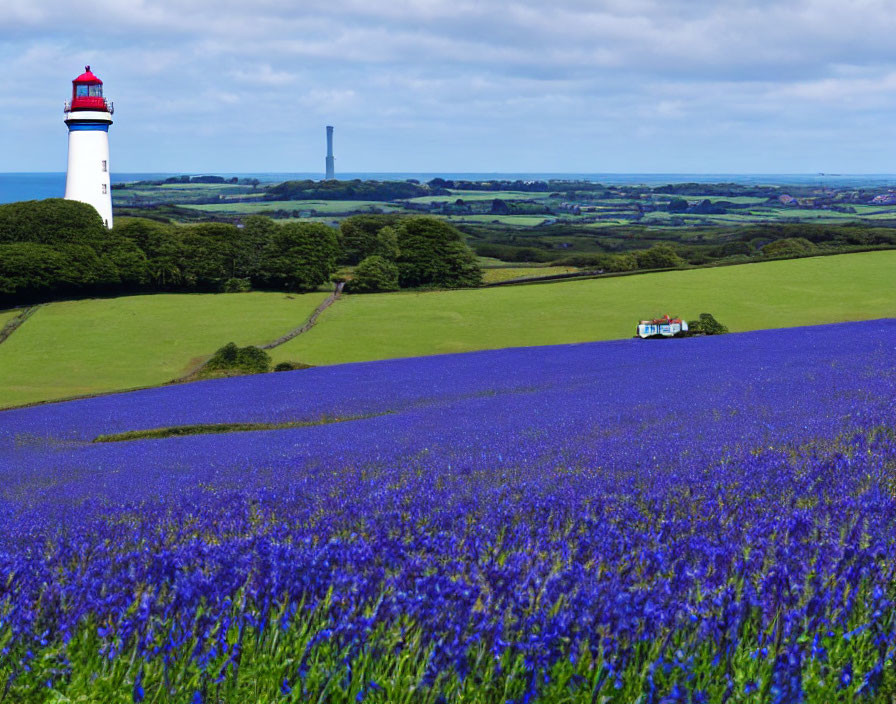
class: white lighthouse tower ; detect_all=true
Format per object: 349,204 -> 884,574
64,66 -> 114,228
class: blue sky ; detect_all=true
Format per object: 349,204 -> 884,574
4,0 -> 896,174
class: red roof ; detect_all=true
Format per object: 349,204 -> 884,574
73,66 -> 102,85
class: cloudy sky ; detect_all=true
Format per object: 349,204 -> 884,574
4,0 -> 896,174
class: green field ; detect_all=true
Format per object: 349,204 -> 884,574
268,251 -> 896,366
2,251 -> 894,408
157,183 -> 248,190
0,309 -> 21,329
180,200 -> 403,214
448,214 -> 549,226
689,195 -> 772,204
406,191 -> 554,204
0,292 -> 327,408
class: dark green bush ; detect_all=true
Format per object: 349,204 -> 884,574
273,361 -> 313,372
257,222 -> 339,292
475,243 -> 554,263
202,343 -> 271,376
688,313 -> 729,336
551,253 -> 638,271
339,215 -> 400,264
0,198 -> 105,246
762,237 -> 817,257
635,245 -> 685,270
346,255 -> 400,293
394,216 -> 481,288
223,277 -> 252,293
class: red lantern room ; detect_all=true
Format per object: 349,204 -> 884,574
65,66 -> 113,114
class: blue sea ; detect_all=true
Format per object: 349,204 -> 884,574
4,171 -> 896,205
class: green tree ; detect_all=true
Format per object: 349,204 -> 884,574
239,216 -> 278,278
347,255 -> 400,293
688,313 -> 729,335
0,198 -> 106,246
257,222 -> 339,292
94,235 -> 149,288
635,245 -> 685,270
393,216 -> 482,288
762,237 -> 817,257
667,198 -> 688,213
339,214 -> 400,264
178,226 -> 233,290
114,218 -> 187,289
0,243 -> 69,298
372,225 -> 400,260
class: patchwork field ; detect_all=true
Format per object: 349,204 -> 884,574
270,250 -> 896,366
180,200 -> 405,214
1,321 -> 895,701
447,214 -> 549,225
0,292 -> 327,407
1,250 -> 893,409
405,190 -> 554,203
480,266 -> 580,283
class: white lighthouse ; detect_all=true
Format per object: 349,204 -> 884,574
64,66 -> 114,228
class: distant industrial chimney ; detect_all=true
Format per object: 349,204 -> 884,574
325,126 -> 335,180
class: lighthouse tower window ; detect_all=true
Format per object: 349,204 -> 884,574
101,160 -> 107,172
101,184 -> 107,194
88,85 -> 103,97
75,85 -> 89,97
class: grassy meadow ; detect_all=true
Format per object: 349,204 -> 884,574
0,309 -> 21,329
480,266 -> 580,283
405,190 -> 554,203
448,214 -> 549,226
0,292 -> 327,408
269,250 -> 896,365
1,251 -> 893,408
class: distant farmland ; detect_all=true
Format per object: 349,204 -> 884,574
180,200 -> 408,214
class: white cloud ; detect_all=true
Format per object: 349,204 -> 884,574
4,0 -> 896,171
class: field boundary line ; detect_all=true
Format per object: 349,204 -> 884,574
0,305 -> 42,346
261,282 -> 344,350
170,283 -> 345,383
482,245 -> 896,288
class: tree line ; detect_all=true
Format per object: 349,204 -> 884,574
0,200 -> 481,306
265,179 -> 428,201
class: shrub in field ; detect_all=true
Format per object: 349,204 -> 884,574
475,243 -> 555,263
688,312 -> 729,335
634,244 -> 685,269
222,277 -> 252,293
273,361 -> 313,371
200,342 -> 271,376
551,252 -> 639,271
762,237 -> 817,257
346,255 -> 400,293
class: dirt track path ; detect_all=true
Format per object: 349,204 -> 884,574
261,282 -> 344,350
173,283 -> 345,382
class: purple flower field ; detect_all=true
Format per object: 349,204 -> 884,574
1,320 -> 896,702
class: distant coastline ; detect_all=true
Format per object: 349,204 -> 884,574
6,171 -> 896,205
